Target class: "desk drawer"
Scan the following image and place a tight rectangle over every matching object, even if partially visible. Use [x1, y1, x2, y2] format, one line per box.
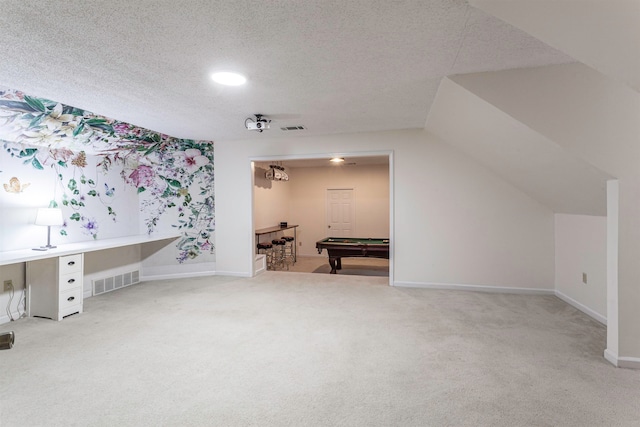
[59, 287, 83, 311]
[59, 271, 82, 292]
[59, 254, 82, 275]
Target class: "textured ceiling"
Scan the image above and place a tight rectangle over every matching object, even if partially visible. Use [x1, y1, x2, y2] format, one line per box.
[0, 0, 572, 142]
[470, 0, 640, 93]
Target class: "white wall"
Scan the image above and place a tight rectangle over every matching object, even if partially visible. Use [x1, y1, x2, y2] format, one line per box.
[215, 128, 555, 290]
[554, 214, 607, 323]
[393, 132, 554, 288]
[451, 63, 640, 362]
[427, 77, 610, 216]
[289, 164, 390, 256]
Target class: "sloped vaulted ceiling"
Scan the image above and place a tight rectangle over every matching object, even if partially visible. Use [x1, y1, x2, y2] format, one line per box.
[469, 0, 640, 93]
[450, 64, 640, 179]
[426, 0, 638, 216]
[426, 75, 612, 216]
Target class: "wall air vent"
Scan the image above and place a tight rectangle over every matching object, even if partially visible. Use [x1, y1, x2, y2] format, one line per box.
[93, 270, 140, 296]
[280, 126, 306, 131]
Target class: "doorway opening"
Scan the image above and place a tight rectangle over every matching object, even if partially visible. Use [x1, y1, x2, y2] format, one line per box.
[250, 151, 394, 284]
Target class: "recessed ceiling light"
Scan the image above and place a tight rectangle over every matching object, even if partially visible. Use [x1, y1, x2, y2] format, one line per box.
[330, 157, 345, 163]
[211, 72, 247, 86]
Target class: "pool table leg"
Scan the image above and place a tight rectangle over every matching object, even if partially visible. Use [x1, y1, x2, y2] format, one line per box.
[328, 256, 342, 274]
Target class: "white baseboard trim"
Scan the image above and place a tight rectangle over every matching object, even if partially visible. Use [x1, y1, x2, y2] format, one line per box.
[214, 271, 252, 277]
[141, 262, 216, 281]
[255, 254, 266, 275]
[554, 290, 606, 325]
[604, 349, 618, 366]
[616, 357, 640, 369]
[604, 349, 640, 369]
[141, 265, 251, 281]
[393, 280, 555, 295]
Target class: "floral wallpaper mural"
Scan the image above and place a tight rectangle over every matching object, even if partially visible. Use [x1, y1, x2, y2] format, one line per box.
[0, 87, 214, 262]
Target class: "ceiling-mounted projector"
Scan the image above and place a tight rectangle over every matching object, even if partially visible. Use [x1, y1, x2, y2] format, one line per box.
[265, 165, 288, 181]
[245, 114, 271, 132]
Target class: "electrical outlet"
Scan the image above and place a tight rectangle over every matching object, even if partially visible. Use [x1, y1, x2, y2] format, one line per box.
[582, 273, 588, 284]
[3, 280, 13, 292]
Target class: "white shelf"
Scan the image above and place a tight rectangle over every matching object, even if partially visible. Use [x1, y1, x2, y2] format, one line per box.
[0, 232, 181, 266]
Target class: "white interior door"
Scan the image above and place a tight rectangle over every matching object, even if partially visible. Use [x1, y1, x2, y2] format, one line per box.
[326, 189, 355, 237]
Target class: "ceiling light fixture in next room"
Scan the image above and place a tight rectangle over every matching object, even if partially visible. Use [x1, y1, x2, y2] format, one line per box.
[330, 157, 345, 163]
[211, 71, 247, 86]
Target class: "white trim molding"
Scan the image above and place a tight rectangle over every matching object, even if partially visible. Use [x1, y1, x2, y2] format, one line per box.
[393, 282, 608, 323]
[604, 349, 640, 369]
[554, 290, 606, 325]
[213, 271, 252, 278]
[141, 262, 217, 281]
[393, 280, 554, 295]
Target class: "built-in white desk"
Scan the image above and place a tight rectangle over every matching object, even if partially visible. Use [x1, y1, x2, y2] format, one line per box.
[0, 232, 181, 266]
[1, 232, 180, 321]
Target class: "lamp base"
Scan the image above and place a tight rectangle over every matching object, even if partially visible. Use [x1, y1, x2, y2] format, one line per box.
[32, 245, 56, 251]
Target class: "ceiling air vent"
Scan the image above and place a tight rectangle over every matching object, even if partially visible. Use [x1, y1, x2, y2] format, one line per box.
[280, 126, 306, 131]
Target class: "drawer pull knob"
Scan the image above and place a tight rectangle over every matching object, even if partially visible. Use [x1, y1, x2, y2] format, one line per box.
[67, 278, 75, 284]
[67, 296, 75, 302]
[67, 261, 75, 266]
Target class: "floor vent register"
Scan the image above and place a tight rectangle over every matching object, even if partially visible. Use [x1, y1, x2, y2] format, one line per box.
[92, 270, 140, 296]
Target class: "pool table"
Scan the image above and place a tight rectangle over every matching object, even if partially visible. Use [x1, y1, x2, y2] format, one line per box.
[316, 237, 390, 274]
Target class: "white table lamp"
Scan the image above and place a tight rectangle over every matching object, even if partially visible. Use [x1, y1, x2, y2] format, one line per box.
[33, 208, 64, 251]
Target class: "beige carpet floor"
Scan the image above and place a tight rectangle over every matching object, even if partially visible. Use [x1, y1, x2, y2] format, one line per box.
[1, 272, 639, 426]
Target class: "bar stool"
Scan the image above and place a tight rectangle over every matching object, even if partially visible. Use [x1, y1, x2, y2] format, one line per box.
[282, 236, 295, 266]
[271, 239, 287, 270]
[257, 242, 274, 270]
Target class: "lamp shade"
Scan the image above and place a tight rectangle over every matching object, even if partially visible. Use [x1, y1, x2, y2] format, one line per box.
[35, 208, 64, 226]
